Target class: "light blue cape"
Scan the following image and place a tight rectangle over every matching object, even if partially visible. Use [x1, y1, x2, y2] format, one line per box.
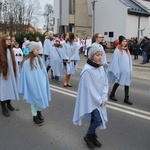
[62, 42, 80, 75]
[19, 57, 51, 109]
[73, 64, 108, 129]
[0, 49, 19, 101]
[107, 49, 132, 86]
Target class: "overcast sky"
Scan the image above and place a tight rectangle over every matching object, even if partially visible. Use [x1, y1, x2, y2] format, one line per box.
[37, 0, 53, 29]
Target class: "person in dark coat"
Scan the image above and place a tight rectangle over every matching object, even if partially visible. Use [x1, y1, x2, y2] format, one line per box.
[147, 40, 150, 63]
[132, 38, 139, 60]
[140, 37, 149, 64]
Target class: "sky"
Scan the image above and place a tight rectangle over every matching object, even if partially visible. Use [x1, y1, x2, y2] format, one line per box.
[37, 0, 53, 29]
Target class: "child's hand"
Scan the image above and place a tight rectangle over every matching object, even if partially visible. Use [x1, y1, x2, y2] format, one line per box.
[67, 60, 71, 63]
[47, 56, 50, 59]
[101, 101, 106, 107]
[101, 63, 106, 67]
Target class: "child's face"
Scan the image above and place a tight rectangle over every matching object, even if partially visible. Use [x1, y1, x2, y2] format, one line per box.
[56, 41, 60, 45]
[15, 44, 19, 48]
[5, 36, 11, 46]
[121, 39, 127, 47]
[33, 47, 39, 56]
[92, 52, 103, 64]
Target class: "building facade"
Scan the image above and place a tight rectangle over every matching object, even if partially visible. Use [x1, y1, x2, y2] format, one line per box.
[54, 0, 92, 38]
[94, 0, 150, 41]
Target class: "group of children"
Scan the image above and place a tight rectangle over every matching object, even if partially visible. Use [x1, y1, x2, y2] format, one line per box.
[0, 32, 134, 149]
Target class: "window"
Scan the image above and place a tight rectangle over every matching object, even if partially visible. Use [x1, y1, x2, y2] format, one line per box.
[69, 0, 75, 14]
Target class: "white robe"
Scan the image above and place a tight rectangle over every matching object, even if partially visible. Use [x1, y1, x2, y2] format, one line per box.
[13, 47, 23, 62]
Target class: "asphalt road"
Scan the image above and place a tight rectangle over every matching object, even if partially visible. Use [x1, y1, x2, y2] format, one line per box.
[0, 70, 150, 150]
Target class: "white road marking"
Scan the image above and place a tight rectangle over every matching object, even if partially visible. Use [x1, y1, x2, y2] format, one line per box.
[50, 85, 150, 121]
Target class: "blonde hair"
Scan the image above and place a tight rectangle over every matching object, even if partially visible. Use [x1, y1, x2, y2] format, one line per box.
[116, 41, 130, 56]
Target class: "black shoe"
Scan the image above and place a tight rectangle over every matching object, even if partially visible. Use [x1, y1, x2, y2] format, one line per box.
[33, 116, 43, 126]
[37, 111, 44, 121]
[1, 101, 10, 117]
[93, 134, 102, 148]
[124, 96, 132, 105]
[6, 100, 15, 111]
[67, 84, 72, 87]
[84, 134, 95, 149]
[109, 95, 118, 101]
[124, 100, 132, 105]
[7, 104, 15, 111]
[54, 79, 60, 84]
[2, 109, 10, 117]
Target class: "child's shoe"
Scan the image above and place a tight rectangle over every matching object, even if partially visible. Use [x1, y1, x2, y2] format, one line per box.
[33, 116, 43, 126]
[84, 134, 95, 149]
[37, 111, 44, 121]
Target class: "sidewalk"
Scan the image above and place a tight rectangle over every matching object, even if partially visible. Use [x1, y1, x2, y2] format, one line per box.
[78, 52, 150, 80]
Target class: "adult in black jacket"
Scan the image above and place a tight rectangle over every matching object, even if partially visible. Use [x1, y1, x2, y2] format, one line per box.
[140, 37, 149, 64]
[132, 38, 139, 60]
[147, 40, 150, 63]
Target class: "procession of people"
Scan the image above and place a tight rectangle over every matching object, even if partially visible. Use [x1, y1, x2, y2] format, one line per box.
[0, 30, 149, 149]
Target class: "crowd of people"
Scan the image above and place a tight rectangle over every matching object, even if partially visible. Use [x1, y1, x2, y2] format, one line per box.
[114, 36, 150, 64]
[0, 31, 148, 149]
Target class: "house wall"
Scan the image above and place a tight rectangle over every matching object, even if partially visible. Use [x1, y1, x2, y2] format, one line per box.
[95, 0, 127, 41]
[126, 14, 139, 38]
[126, 14, 150, 38]
[74, 0, 92, 37]
[95, 0, 150, 41]
[54, 0, 60, 33]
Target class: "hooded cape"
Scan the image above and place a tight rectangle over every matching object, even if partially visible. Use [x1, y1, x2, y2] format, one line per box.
[0, 49, 19, 101]
[62, 42, 80, 75]
[73, 64, 108, 129]
[19, 57, 51, 109]
[43, 38, 55, 66]
[50, 46, 64, 76]
[107, 49, 132, 86]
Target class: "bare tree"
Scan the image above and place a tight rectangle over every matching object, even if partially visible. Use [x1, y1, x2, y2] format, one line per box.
[44, 3, 54, 32]
[0, 0, 41, 34]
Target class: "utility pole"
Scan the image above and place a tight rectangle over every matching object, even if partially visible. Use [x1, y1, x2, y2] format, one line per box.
[91, 0, 97, 35]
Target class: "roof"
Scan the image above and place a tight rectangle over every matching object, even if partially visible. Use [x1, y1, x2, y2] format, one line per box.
[120, 0, 150, 17]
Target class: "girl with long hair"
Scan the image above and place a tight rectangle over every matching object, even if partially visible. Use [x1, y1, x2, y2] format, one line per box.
[0, 34, 19, 117]
[107, 36, 133, 105]
[19, 41, 51, 126]
[62, 32, 80, 87]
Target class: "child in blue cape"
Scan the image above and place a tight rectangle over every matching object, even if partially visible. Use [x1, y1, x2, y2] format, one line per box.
[73, 46, 108, 149]
[0, 34, 19, 117]
[108, 36, 133, 105]
[19, 41, 51, 126]
[50, 38, 64, 83]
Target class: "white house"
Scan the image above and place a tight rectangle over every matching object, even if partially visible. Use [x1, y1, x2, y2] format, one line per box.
[94, 0, 150, 41]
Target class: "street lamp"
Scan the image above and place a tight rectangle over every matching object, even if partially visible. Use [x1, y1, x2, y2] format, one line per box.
[91, 0, 97, 35]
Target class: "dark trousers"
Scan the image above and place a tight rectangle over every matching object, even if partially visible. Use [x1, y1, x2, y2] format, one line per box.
[111, 83, 129, 98]
[142, 51, 147, 64]
[87, 109, 102, 135]
[134, 54, 138, 60]
[147, 55, 150, 63]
